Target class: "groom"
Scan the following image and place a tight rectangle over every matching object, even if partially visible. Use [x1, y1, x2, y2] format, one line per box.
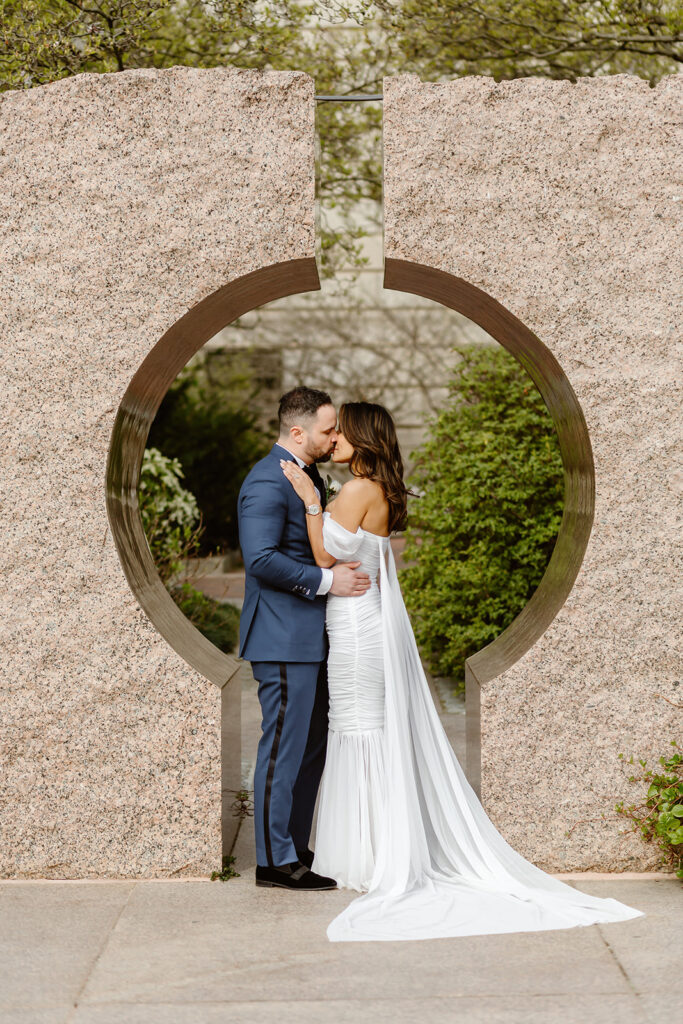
[237, 386, 371, 890]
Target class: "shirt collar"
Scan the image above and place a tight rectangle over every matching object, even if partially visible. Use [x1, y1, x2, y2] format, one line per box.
[275, 441, 307, 469]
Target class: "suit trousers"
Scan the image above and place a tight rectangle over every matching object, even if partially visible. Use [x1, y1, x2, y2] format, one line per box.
[250, 659, 329, 867]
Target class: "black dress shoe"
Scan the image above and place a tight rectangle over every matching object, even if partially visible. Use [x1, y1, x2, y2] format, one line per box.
[255, 860, 337, 890]
[296, 848, 314, 869]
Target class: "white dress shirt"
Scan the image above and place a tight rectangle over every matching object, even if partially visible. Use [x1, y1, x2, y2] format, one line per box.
[275, 442, 333, 596]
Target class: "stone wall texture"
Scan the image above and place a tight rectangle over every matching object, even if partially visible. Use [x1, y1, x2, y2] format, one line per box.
[0, 67, 316, 877]
[384, 73, 682, 870]
[1, 66, 680, 878]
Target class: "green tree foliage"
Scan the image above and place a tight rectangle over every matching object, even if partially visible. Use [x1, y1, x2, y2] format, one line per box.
[0, 1, 309, 82]
[139, 445, 240, 652]
[400, 344, 564, 685]
[374, 0, 683, 81]
[147, 349, 271, 553]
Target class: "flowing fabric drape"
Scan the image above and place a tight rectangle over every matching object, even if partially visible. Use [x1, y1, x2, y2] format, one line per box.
[324, 525, 644, 942]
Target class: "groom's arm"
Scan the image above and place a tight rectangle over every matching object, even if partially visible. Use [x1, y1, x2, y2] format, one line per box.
[238, 476, 324, 601]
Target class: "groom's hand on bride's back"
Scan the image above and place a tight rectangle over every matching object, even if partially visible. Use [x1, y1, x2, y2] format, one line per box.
[330, 562, 371, 597]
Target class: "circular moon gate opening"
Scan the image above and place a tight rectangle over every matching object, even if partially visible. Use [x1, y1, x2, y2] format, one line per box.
[105, 255, 594, 853]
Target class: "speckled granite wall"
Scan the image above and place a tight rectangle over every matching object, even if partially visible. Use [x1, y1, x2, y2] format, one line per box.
[2, 66, 678, 878]
[0, 67, 316, 877]
[384, 74, 682, 870]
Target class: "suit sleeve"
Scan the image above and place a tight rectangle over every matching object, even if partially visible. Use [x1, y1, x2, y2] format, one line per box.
[238, 475, 324, 601]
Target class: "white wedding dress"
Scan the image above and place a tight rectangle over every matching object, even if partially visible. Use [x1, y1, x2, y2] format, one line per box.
[311, 512, 645, 942]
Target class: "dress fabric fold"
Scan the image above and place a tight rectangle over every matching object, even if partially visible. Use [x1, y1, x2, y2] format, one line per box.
[313, 513, 645, 943]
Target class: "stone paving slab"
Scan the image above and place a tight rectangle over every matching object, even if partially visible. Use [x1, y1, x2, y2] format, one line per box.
[1, 876, 679, 1023]
[78, 881, 634, 1004]
[564, 879, 682, 994]
[1, 1012, 73, 1024]
[0, 882, 134, 1015]
[66, 993, 648, 1024]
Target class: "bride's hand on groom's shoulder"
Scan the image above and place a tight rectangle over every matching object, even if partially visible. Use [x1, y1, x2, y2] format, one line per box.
[280, 459, 316, 503]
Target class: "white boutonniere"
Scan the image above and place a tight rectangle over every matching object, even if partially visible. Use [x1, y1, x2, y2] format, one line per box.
[324, 474, 342, 504]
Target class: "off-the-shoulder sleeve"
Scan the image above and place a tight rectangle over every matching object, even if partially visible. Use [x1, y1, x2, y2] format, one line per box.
[322, 512, 364, 560]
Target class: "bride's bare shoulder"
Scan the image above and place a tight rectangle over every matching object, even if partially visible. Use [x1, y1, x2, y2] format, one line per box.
[336, 478, 380, 506]
[332, 479, 387, 534]
[329, 479, 376, 524]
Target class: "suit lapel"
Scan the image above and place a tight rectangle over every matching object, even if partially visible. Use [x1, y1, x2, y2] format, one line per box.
[271, 444, 327, 510]
[313, 465, 327, 510]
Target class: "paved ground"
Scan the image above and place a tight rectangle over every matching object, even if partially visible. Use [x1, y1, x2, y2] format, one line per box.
[1, 873, 678, 1023]
[2, 668, 679, 1024]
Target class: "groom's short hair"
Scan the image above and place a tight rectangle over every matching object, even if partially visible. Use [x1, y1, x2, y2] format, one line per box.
[278, 386, 333, 432]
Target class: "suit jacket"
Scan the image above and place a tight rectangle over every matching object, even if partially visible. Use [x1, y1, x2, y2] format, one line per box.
[237, 444, 329, 662]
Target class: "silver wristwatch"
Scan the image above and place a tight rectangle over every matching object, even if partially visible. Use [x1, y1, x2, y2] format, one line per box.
[305, 503, 322, 516]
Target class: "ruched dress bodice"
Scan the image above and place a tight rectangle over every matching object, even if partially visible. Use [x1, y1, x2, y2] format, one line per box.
[325, 522, 385, 586]
[311, 513, 390, 890]
[323, 514, 389, 733]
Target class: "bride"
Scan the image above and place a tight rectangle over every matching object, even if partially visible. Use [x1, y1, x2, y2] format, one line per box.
[280, 400, 644, 943]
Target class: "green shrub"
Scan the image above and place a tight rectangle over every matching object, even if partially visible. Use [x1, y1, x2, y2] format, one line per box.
[616, 743, 683, 879]
[400, 343, 564, 686]
[171, 582, 241, 656]
[139, 447, 240, 654]
[139, 446, 201, 583]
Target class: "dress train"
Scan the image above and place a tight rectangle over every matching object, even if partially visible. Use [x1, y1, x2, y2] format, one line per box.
[312, 514, 644, 942]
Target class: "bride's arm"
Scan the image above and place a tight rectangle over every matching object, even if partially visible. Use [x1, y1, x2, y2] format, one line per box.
[279, 460, 336, 568]
[280, 464, 372, 568]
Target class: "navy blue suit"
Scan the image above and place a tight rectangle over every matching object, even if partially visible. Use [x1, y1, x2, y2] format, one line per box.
[237, 444, 330, 867]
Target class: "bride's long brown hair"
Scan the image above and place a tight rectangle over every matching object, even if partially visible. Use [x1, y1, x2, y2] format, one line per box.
[338, 401, 408, 533]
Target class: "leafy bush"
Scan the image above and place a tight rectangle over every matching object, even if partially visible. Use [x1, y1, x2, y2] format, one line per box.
[400, 343, 564, 686]
[139, 446, 240, 654]
[171, 582, 241, 656]
[139, 446, 202, 582]
[616, 742, 683, 879]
